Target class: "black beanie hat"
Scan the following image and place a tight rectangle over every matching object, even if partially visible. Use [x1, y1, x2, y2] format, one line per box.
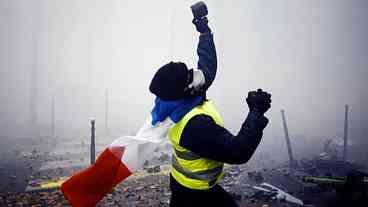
[149, 62, 192, 101]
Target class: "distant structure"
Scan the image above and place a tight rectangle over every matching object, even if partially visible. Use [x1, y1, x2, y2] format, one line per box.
[90, 119, 96, 165]
[343, 104, 349, 161]
[281, 110, 295, 168]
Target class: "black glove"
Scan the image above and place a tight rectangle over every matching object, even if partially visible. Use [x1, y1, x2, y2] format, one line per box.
[192, 17, 211, 34]
[246, 89, 271, 114]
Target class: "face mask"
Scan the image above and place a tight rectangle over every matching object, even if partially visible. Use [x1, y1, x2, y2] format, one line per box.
[184, 69, 206, 95]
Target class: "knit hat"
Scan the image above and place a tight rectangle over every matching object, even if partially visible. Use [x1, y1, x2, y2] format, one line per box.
[149, 62, 193, 101]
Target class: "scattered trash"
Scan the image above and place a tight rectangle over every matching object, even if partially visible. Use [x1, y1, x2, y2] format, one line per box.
[253, 183, 304, 206]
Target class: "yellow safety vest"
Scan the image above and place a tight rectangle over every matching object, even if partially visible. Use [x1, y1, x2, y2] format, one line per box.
[168, 100, 225, 190]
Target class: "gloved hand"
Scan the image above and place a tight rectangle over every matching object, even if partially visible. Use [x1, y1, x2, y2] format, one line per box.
[246, 89, 272, 114]
[192, 17, 211, 34]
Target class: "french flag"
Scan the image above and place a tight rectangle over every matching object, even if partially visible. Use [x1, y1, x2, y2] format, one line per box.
[61, 97, 202, 207]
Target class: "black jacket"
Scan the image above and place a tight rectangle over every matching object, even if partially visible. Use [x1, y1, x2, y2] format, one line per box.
[169, 30, 268, 207]
[185, 33, 268, 164]
[170, 109, 268, 207]
[179, 110, 268, 164]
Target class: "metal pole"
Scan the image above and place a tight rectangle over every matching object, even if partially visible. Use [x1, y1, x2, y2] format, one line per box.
[343, 105, 349, 161]
[90, 119, 96, 164]
[281, 110, 295, 167]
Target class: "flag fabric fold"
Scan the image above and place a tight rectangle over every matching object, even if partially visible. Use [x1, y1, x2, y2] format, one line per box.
[61, 97, 202, 207]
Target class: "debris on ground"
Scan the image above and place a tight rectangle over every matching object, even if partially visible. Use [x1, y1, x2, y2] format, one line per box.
[1, 135, 367, 206]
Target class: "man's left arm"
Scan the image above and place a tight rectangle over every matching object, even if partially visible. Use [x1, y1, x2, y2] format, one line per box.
[196, 32, 217, 91]
[190, 3, 217, 92]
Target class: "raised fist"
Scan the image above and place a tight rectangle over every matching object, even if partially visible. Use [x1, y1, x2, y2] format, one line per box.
[246, 89, 272, 114]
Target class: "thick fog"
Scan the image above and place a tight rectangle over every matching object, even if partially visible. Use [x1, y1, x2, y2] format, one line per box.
[1, 0, 367, 162]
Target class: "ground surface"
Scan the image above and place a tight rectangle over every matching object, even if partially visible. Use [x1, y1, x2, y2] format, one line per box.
[0, 174, 299, 207]
[0, 135, 366, 206]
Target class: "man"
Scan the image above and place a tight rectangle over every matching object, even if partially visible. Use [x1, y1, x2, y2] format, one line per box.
[149, 3, 271, 206]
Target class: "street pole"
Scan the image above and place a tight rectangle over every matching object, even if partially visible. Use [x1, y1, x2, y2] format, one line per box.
[90, 119, 96, 165]
[281, 110, 295, 168]
[343, 105, 349, 161]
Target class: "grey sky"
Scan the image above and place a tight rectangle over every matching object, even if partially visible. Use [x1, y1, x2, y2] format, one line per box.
[0, 0, 367, 155]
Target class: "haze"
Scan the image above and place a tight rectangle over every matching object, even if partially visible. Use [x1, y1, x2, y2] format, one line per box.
[0, 0, 367, 164]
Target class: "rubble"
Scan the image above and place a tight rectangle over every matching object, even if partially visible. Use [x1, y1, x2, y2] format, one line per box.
[1, 133, 367, 207]
[253, 183, 303, 206]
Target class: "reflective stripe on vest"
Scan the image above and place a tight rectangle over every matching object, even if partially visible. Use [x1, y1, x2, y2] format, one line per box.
[174, 148, 201, 161]
[171, 156, 223, 181]
[169, 100, 225, 190]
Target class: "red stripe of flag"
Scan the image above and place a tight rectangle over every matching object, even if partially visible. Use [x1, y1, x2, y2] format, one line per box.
[61, 146, 132, 207]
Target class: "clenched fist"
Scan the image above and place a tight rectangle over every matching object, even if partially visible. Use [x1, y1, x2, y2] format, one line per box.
[246, 89, 271, 114]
